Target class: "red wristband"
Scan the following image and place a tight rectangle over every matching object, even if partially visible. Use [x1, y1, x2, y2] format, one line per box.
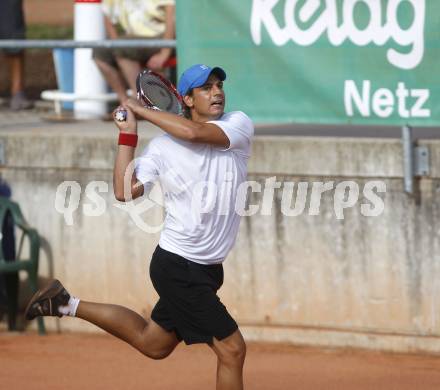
[118, 132, 138, 147]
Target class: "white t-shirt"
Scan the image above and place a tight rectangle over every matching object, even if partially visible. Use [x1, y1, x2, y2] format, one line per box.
[135, 111, 254, 264]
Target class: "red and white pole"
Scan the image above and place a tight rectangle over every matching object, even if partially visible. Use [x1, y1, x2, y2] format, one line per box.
[74, 0, 107, 118]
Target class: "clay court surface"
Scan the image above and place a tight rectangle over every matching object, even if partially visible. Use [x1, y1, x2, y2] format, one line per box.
[1, 333, 440, 389]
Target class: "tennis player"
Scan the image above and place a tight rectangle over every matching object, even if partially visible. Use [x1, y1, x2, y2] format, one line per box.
[26, 64, 254, 390]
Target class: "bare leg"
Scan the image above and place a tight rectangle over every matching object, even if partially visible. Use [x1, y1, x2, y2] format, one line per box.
[7, 52, 24, 95]
[94, 58, 129, 103]
[210, 329, 246, 390]
[77, 301, 180, 359]
[7, 52, 33, 110]
[115, 56, 142, 95]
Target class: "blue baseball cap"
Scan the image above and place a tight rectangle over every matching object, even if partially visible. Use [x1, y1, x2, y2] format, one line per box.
[177, 64, 226, 96]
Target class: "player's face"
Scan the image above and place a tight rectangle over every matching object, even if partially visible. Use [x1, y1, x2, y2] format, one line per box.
[185, 74, 225, 121]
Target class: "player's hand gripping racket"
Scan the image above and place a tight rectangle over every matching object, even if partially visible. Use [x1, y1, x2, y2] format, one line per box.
[114, 70, 183, 122]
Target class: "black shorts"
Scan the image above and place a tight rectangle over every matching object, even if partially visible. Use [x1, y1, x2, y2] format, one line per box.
[0, 0, 25, 55]
[149, 245, 238, 345]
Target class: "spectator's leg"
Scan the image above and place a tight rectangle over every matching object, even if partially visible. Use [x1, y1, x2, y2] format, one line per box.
[115, 56, 142, 97]
[95, 58, 129, 104]
[7, 52, 33, 110]
[93, 48, 129, 105]
[114, 45, 160, 95]
[8, 52, 24, 95]
[1, 0, 32, 111]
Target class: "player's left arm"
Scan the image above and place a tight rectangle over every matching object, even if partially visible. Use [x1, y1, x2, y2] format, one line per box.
[124, 99, 230, 147]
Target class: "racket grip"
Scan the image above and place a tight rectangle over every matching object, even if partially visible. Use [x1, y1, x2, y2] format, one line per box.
[114, 109, 128, 122]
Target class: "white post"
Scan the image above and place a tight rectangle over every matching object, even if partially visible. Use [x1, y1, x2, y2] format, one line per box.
[74, 0, 107, 119]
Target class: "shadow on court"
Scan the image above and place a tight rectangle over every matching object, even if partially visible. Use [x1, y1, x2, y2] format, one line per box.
[1, 333, 440, 389]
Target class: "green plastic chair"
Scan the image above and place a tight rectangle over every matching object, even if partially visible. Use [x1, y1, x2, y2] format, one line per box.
[0, 196, 45, 334]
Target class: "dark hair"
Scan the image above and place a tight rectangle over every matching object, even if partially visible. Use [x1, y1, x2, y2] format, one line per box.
[182, 88, 193, 119]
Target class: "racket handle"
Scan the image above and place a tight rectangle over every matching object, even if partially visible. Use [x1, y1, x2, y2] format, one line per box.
[114, 109, 128, 122]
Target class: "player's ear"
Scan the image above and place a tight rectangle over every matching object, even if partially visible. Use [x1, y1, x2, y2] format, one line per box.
[183, 94, 194, 108]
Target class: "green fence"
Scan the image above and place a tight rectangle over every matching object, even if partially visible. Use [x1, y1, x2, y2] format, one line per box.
[176, 0, 439, 126]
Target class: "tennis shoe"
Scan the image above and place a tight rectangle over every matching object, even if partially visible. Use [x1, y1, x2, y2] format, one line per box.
[25, 279, 70, 320]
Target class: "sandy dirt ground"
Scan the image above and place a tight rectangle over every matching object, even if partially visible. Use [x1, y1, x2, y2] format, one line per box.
[2, 332, 440, 390]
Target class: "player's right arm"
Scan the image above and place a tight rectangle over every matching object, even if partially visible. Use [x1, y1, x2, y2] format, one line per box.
[125, 98, 230, 147]
[113, 107, 144, 202]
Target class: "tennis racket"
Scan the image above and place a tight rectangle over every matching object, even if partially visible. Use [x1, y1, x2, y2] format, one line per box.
[114, 70, 183, 122]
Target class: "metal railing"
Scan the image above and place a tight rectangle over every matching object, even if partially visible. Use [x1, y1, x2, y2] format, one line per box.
[0, 39, 177, 116]
[0, 39, 176, 49]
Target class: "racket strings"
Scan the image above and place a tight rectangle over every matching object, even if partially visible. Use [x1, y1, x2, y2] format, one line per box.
[140, 75, 181, 115]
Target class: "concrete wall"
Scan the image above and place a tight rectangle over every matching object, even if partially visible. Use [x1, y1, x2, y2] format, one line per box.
[1, 123, 440, 354]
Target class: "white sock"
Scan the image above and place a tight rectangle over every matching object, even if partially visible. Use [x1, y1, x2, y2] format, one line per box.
[59, 296, 80, 317]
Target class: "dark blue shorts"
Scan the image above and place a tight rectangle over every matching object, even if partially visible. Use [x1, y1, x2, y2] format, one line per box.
[149, 245, 238, 345]
[0, 0, 25, 55]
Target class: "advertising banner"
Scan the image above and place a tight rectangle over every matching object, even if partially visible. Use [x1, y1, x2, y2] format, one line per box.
[176, 0, 439, 126]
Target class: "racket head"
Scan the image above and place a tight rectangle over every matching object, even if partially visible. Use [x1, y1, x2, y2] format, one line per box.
[136, 70, 183, 115]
